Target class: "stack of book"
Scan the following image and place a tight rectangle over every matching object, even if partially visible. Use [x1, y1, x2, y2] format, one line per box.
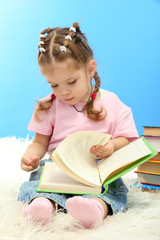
[135, 126, 160, 191]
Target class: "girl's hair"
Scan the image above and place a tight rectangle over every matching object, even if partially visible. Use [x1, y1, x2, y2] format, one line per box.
[37, 22, 106, 121]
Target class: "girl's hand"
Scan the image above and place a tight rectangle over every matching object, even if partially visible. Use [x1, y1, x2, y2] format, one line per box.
[21, 152, 40, 172]
[90, 140, 114, 159]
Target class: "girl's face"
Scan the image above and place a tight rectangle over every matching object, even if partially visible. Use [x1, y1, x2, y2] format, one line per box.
[43, 59, 96, 105]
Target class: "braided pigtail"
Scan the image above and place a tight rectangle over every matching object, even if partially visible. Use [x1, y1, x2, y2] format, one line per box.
[85, 71, 106, 121]
[58, 22, 92, 64]
[36, 28, 57, 119]
[38, 28, 52, 55]
[38, 27, 59, 64]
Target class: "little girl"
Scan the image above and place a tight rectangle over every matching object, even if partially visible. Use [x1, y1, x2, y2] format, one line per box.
[18, 22, 138, 228]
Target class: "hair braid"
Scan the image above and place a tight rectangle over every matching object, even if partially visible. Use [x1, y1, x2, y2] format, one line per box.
[93, 71, 101, 93]
[62, 22, 85, 49]
[85, 71, 106, 121]
[36, 28, 57, 119]
[38, 28, 53, 55]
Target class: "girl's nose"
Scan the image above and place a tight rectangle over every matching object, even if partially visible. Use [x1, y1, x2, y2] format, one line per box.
[61, 88, 71, 96]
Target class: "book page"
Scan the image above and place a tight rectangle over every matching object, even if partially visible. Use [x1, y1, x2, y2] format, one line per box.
[38, 162, 102, 194]
[53, 151, 97, 187]
[52, 131, 111, 187]
[98, 138, 151, 183]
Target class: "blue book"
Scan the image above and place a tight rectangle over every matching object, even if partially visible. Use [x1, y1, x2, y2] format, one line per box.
[133, 181, 160, 191]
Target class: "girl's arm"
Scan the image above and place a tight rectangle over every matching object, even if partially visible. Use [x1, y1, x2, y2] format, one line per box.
[21, 133, 51, 172]
[90, 137, 129, 158]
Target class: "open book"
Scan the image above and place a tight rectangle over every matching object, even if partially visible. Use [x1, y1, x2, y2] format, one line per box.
[37, 131, 158, 195]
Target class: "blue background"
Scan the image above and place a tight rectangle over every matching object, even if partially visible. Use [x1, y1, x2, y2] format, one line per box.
[0, 0, 160, 138]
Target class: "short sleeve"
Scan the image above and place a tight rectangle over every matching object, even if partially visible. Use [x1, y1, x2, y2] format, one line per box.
[28, 110, 53, 135]
[28, 95, 55, 136]
[111, 94, 138, 140]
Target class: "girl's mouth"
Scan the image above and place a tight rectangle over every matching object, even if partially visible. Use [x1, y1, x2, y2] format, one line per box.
[64, 97, 75, 101]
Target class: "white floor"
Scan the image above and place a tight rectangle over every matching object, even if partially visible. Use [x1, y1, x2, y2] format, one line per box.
[0, 137, 159, 240]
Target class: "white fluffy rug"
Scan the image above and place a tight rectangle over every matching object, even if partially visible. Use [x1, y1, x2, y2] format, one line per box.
[0, 137, 160, 240]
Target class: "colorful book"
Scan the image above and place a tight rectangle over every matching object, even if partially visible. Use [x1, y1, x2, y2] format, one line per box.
[137, 160, 160, 174]
[135, 171, 160, 186]
[37, 131, 158, 195]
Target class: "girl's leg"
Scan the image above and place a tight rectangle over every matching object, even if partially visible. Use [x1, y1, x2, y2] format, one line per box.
[23, 197, 55, 225]
[65, 196, 109, 229]
[92, 197, 109, 218]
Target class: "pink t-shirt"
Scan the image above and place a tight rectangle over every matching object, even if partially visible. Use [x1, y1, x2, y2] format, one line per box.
[28, 89, 138, 153]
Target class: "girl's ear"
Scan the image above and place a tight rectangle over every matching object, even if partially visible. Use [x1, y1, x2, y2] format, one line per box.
[88, 59, 97, 78]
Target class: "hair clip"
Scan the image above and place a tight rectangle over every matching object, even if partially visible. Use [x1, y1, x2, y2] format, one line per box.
[39, 47, 46, 53]
[60, 46, 67, 52]
[69, 26, 76, 32]
[51, 93, 56, 99]
[38, 41, 45, 46]
[65, 35, 72, 41]
[39, 34, 46, 38]
[91, 92, 97, 100]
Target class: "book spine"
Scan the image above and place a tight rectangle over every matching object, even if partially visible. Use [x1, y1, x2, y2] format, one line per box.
[139, 181, 160, 187]
[148, 159, 160, 163]
[135, 170, 160, 176]
[143, 136, 160, 139]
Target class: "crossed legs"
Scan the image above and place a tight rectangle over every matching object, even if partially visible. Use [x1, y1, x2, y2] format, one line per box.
[23, 196, 109, 228]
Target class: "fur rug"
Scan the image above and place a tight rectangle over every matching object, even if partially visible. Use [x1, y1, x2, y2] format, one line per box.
[0, 137, 160, 240]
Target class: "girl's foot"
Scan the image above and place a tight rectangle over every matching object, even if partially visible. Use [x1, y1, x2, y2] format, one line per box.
[23, 197, 54, 224]
[65, 196, 104, 228]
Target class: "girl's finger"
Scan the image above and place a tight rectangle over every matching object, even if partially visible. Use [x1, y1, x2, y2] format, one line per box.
[21, 162, 33, 172]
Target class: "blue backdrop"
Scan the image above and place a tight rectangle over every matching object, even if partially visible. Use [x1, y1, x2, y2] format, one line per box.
[0, 0, 160, 138]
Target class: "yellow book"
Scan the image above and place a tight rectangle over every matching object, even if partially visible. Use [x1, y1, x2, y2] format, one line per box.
[137, 161, 160, 175]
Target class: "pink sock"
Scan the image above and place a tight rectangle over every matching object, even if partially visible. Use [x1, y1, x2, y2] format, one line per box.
[65, 196, 104, 228]
[23, 197, 53, 225]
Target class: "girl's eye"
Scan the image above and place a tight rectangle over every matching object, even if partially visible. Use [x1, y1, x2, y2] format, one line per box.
[51, 84, 58, 88]
[68, 79, 77, 85]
